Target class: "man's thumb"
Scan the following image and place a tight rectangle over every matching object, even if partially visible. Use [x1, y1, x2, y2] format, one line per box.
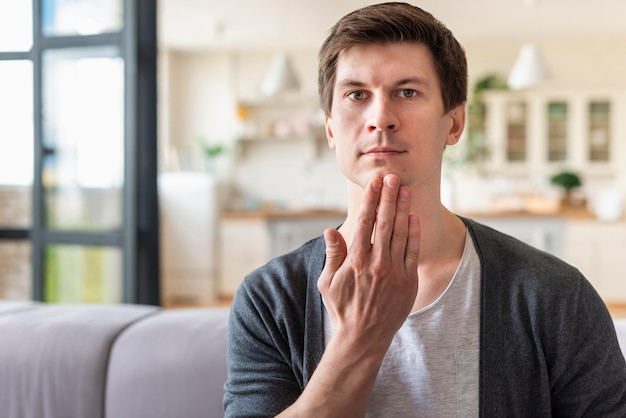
[323, 228, 347, 273]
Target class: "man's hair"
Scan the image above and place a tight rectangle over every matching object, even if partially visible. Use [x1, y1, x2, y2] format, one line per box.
[318, 2, 467, 116]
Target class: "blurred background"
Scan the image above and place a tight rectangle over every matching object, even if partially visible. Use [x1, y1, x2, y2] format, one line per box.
[1, 0, 626, 313]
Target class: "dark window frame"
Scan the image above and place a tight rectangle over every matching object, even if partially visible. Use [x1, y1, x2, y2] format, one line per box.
[0, 0, 159, 305]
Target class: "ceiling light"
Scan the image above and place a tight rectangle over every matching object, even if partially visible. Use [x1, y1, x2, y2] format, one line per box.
[507, 43, 551, 90]
[260, 53, 300, 97]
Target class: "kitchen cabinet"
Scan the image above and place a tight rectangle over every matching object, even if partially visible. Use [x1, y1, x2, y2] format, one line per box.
[480, 89, 626, 178]
[218, 217, 269, 297]
[267, 216, 344, 257]
[470, 211, 626, 303]
[563, 220, 626, 303]
[477, 216, 566, 257]
[220, 209, 626, 303]
[218, 210, 345, 298]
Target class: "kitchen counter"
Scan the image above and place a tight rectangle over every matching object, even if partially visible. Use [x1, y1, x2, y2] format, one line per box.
[221, 205, 612, 221]
[459, 205, 601, 220]
[218, 205, 626, 303]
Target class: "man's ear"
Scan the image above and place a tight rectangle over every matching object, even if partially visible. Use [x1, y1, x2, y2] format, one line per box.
[325, 115, 336, 149]
[446, 103, 466, 146]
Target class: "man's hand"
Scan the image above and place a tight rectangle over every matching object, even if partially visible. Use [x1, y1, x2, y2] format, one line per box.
[278, 174, 420, 417]
[318, 173, 420, 350]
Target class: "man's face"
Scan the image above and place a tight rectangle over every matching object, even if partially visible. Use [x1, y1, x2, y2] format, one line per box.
[325, 42, 465, 190]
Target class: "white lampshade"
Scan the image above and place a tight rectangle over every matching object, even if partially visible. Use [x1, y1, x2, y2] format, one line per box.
[507, 43, 550, 90]
[260, 53, 301, 96]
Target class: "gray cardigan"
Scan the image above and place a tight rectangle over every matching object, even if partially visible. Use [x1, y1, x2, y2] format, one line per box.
[224, 218, 626, 417]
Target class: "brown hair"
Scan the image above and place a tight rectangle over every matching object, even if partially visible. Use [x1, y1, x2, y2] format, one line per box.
[318, 2, 467, 115]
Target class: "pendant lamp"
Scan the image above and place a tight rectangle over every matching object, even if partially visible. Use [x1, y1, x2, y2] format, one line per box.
[260, 53, 301, 96]
[507, 43, 550, 90]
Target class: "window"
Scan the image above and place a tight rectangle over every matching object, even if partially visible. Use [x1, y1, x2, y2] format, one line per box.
[0, 0, 159, 304]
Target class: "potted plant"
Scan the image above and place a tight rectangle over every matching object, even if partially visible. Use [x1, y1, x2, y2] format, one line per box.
[199, 138, 225, 174]
[444, 73, 507, 173]
[550, 170, 582, 205]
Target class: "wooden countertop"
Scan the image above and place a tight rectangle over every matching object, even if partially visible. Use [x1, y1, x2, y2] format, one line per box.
[460, 205, 597, 220]
[221, 204, 624, 222]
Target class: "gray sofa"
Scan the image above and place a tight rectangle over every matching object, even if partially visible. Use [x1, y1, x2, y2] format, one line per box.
[0, 301, 229, 418]
[1, 300, 625, 418]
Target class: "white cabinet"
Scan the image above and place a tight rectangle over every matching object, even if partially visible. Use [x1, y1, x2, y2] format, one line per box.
[478, 216, 566, 257]
[218, 211, 345, 298]
[474, 214, 626, 303]
[159, 173, 218, 307]
[480, 89, 626, 179]
[267, 217, 344, 257]
[563, 220, 626, 303]
[218, 217, 269, 298]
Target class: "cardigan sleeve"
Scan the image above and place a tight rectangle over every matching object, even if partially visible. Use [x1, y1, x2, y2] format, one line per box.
[548, 276, 626, 415]
[223, 237, 326, 418]
[223, 277, 303, 418]
[465, 217, 626, 415]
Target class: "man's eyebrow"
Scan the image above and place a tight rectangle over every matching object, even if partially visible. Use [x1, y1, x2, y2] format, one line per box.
[396, 77, 431, 88]
[335, 77, 431, 89]
[335, 79, 366, 89]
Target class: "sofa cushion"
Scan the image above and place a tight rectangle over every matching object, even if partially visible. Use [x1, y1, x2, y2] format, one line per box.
[105, 307, 230, 418]
[0, 300, 37, 315]
[0, 303, 159, 418]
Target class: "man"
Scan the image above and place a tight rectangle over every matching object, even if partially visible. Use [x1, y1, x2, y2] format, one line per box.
[224, 3, 626, 416]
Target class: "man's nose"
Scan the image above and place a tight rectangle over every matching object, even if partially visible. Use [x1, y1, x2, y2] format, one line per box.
[366, 97, 399, 132]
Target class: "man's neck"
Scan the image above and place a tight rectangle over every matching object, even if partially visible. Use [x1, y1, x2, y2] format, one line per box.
[337, 179, 467, 312]
[339, 202, 465, 260]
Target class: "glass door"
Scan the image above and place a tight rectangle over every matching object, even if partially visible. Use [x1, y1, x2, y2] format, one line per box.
[0, 0, 159, 304]
[0, 2, 34, 300]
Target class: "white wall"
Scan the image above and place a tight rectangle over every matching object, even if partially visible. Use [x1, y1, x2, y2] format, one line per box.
[161, 36, 626, 211]
[465, 38, 626, 90]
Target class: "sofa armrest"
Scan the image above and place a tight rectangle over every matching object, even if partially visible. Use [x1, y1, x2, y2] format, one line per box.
[0, 303, 158, 418]
[105, 308, 230, 418]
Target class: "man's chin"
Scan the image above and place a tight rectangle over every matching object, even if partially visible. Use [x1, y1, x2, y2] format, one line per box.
[355, 170, 403, 187]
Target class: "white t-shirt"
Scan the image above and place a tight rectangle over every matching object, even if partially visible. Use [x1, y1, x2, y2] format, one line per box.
[323, 229, 481, 417]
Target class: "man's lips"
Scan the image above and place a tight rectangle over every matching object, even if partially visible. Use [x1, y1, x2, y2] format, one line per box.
[361, 147, 406, 157]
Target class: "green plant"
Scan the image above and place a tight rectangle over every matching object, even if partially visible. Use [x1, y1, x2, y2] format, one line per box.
[200, 143, 225, 159]
[466, 74, 507, 163]
[550, 171, 582, 191]
[197, 136, 226, 174]
[445, 73, 507, 172]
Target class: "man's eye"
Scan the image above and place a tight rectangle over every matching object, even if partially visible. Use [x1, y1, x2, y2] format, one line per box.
[348, 91, 366, 101]
[400, 89, 418, 98]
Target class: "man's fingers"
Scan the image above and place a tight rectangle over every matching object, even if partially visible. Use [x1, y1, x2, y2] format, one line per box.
[353, 177, 383, 250]
[404, 213, 420, 278]
[389, 185, 411, 257]
[318, 228, 348, 292]
[374, 175, 400, 247]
